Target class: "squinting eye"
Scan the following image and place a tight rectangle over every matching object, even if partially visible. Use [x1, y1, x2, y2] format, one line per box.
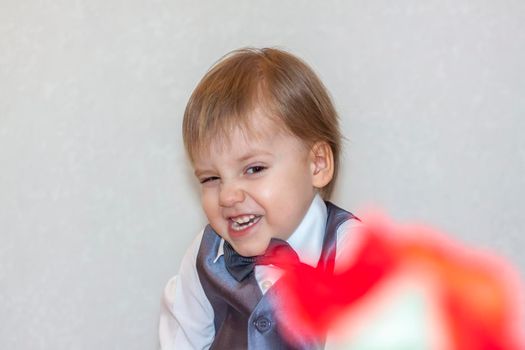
[246, 166, 266, 175]
[200, 176, 220, 184]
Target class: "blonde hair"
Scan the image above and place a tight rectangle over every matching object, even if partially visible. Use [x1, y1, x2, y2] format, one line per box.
[183, 47, 342, 198]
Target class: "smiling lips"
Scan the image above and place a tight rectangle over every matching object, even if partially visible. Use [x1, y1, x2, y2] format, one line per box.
[229, 214, 262, 232]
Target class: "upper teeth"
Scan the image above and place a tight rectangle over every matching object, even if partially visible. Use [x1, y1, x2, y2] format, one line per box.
[232, 215, 256, 224]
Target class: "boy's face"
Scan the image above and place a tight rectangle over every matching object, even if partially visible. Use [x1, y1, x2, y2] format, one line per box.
[193, 113, 318, 257]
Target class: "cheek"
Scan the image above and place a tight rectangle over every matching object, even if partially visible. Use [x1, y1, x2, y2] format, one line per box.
[256, 167, 313, 207]
[272, 164, 313, 194]
[201, 188, 219, 219]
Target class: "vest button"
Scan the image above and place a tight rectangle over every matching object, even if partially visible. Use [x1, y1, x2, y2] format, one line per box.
[254, 317, 271, 333]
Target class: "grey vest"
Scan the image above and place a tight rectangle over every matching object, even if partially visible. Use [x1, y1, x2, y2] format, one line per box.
[196, 202, 354, 350]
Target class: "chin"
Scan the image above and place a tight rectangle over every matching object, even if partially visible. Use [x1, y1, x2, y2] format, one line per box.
[233, 243, 267, 257]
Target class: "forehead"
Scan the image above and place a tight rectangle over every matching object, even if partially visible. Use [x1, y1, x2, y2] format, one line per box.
[192, 113, 305, 164]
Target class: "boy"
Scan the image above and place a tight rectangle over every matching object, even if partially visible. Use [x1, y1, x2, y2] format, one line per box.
[159, 47, 359, 349]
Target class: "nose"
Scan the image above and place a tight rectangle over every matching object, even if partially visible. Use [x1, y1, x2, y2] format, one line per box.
[219, 181, 245, 207]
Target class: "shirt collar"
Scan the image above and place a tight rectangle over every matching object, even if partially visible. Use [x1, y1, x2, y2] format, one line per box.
[214, 194, 327, 267]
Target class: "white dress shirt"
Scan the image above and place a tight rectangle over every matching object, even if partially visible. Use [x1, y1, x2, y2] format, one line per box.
[159, 195, 360, 350]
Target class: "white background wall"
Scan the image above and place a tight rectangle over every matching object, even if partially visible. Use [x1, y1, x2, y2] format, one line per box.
[1, 1, 524, 349]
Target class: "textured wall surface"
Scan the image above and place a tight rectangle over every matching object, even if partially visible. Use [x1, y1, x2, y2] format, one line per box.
[1, 0, 524, 349]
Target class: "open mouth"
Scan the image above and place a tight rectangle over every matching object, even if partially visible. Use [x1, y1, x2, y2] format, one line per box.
[229, 214, 262, 232]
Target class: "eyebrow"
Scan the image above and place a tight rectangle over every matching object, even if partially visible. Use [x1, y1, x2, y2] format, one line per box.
[193, 170, 204, 178]
[236, 149, 272, 163]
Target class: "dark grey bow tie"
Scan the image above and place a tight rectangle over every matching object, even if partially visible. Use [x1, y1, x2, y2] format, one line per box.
[223, 238, 301, 282]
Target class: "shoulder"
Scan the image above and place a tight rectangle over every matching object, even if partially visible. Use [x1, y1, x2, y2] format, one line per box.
[334, 210, 364, 269]
[180, 229, 206, 270]
[325, 201, 358, 221]
[323, 201, 363, 263]
[160, 228, 216, 349]
[324, 201, 360, 234]
[164, 228, 206, 301]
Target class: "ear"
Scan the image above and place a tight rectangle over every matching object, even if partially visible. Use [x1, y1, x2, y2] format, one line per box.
[310, 141, 334, 189]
